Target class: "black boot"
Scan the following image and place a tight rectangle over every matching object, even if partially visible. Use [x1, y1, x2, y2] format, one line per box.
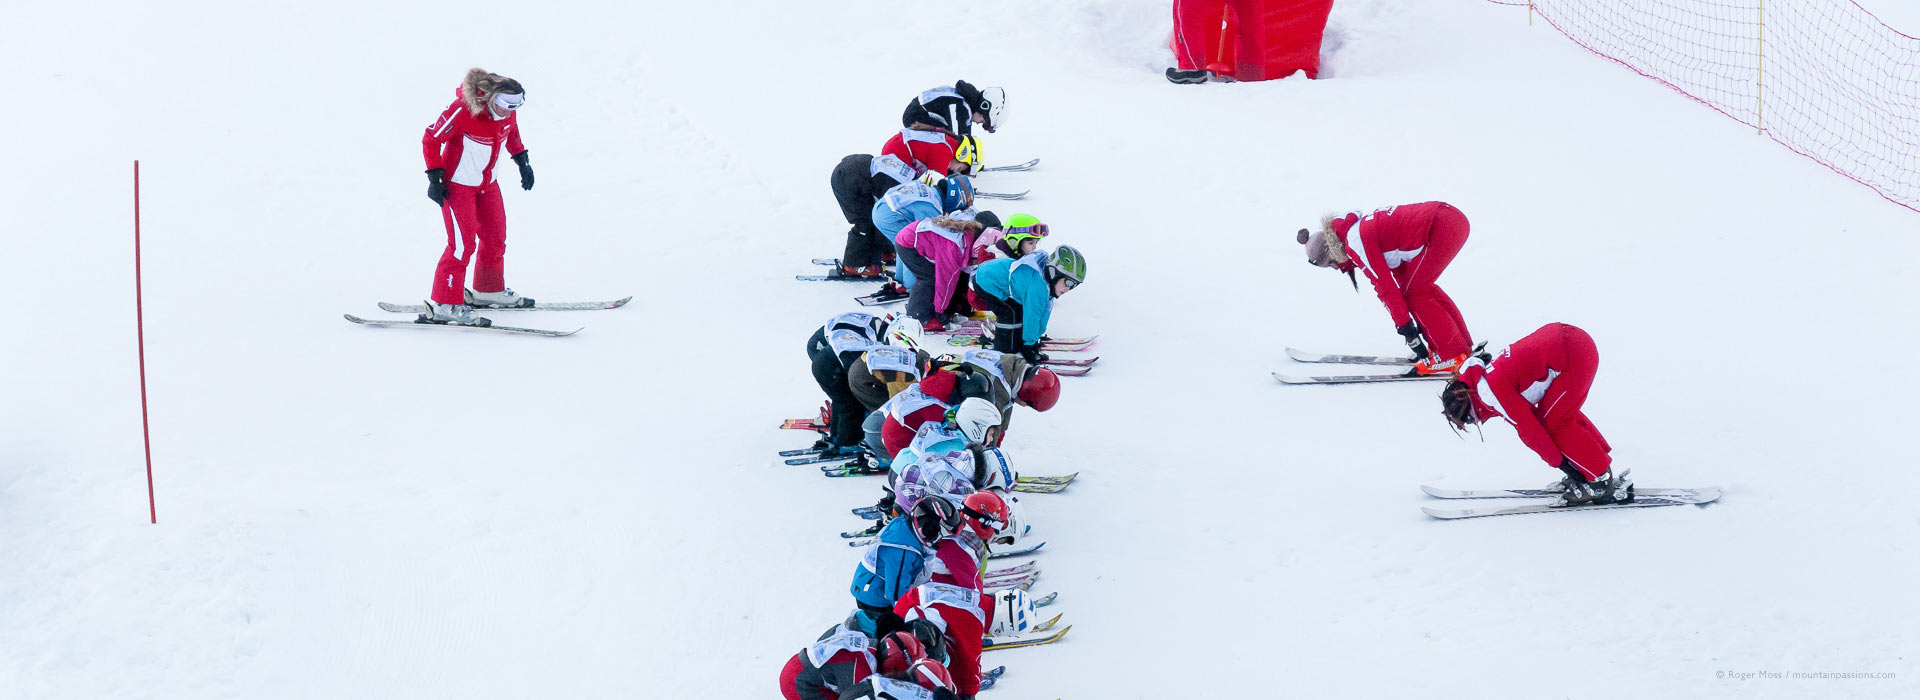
[992, 326, 1020, 353]
[1555, 468, 1634, 507]
[1165, 67, 1210, 84]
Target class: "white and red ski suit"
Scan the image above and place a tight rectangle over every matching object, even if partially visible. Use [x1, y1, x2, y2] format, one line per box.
[1327, 201, 1474, 360]
[1456, 322, 1613, 478]
[422, 89, 526, 305]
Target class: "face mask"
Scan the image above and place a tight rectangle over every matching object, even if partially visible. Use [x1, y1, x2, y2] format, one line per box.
[490, 92, 525, 117]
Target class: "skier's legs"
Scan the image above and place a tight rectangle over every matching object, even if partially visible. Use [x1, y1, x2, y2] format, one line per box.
[429, 186, 482, 305]
[1392, 204, 1470, 358]
[970, 283, 1024, 353]
[1432, 287, 1473, 350]
[1398, 202, 1469, 292]
[471, 184, 508, 293]
[862, 409, 890, 465]
[1171, 0, 1229, 72]
[1549, 411, 1613, 479]
[1407, 286, 1472, 359]
[1536, 323, 1599, 426]
[831, 156, 879, 267]
[808, 337, 863, 447]
[891, 234, 918, 288]
[899, 247, 939, 321]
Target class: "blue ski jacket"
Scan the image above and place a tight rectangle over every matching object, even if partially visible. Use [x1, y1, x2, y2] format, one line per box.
[971, 253, 1053, 345]
[849, 517, 927, 610]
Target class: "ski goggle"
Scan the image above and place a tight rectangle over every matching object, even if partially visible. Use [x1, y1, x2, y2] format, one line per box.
[492, 92, 525, 112]
[1004, 223, 1049, 240]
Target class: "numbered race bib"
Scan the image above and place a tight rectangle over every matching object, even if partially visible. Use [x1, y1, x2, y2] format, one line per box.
[806, 631, 872, 667]
[870, 154, 915, 185]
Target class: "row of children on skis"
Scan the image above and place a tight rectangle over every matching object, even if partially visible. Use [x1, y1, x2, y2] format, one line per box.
[780, 82, 1083, 700]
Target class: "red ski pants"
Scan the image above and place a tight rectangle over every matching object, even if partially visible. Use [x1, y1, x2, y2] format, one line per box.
[430, 182, 509, 305]
[1391, 203, 1473, 360]
[1535, 323, 1612, 478]
[1172, 0, 1235, 74]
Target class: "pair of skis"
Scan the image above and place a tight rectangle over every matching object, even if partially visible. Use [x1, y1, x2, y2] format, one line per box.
[1273, 347, 1444, 385]
[974, 158, 1039, 201]
[1420, 481, 1722, 519]
[344, 296, 632, 337]
[948, 335, 1096, 351]
[796, 259, 893, 283]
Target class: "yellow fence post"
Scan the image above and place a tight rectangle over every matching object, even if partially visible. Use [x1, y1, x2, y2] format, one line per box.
[1757, 0, 1765, 134]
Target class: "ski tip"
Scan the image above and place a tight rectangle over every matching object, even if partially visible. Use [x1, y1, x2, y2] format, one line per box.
[1419, 484, 1448, 498]
[375, 302, 408, 312]
[1421, 505, 1477, 519]
[604, 296, 634, 309]
[344, 314, 373, 324]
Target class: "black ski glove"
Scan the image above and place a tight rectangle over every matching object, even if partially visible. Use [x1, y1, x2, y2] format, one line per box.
[512, 150, 534, 191]
[1396, 321, 1428, 359]
[425, 168, 447, 206]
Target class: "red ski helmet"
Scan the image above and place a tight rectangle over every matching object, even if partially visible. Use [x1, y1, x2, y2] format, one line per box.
[1017, 367, 1061, 412]
[878, 630, 928, 675]
[960, 491, 1011, 540]
[907, 658, 956, 693]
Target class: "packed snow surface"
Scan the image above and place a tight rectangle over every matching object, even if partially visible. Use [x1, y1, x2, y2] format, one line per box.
[3, 1, 1916, 698]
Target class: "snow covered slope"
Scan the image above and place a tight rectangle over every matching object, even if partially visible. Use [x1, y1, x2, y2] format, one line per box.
[3, 1, 1915, 698]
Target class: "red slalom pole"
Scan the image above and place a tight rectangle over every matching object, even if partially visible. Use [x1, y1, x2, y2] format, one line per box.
[135, 160, 156, 524]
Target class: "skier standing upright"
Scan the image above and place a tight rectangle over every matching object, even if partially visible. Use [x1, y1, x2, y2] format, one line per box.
[419, 68, 537, 325]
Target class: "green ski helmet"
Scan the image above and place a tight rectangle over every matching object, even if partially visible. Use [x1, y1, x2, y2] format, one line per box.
[1001, 213, 1049, 248]
[1048, 245, 1087, 287]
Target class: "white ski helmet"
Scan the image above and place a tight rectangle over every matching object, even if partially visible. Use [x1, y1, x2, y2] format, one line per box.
[978, 447, 1016, 492]
[887, 316, 925, 350]
[989, 588, 1034, 637]
[992, 494, 1026, 547]
[949, 397, 1003, 445]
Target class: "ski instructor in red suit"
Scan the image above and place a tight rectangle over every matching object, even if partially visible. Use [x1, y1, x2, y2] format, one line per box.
[1439, 322, 1631, 507]
[419, 68, 536, 326]
[1298, 201, 1476, 375]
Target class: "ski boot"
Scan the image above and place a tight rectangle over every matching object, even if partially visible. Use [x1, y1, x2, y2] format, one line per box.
[465, 288, 535, 309]
[1411, 353, 1468, 376]
[1165, 67, 1210, 84]
[819, 443, 867, 460]
[841, 454, 891, 476]
[923, 316, 947, 332]
[1554, 467, 1634, 507]
[416, 301, 491, 327]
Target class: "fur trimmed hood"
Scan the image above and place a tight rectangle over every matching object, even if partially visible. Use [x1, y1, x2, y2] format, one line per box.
[459, 68, 523, 117]
[1297, 212, 1352, 268]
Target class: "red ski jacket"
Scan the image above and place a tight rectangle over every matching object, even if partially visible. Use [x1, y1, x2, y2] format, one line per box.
[881, 129, 958, 177]
[423, 89, 526, 188]
[1457, 323, 1600, 466]
[1328, 201, 1450, 328]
